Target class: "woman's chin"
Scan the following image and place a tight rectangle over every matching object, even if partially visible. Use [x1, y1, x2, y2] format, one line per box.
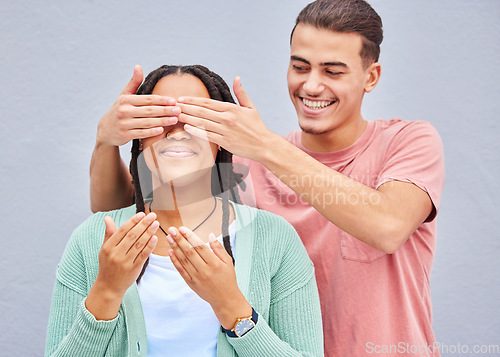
[155, 169, 213, 189]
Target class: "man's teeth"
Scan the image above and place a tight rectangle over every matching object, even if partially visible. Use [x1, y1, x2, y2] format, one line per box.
[302, 98, 333, 109]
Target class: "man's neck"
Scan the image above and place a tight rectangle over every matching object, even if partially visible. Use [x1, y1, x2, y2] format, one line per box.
[301, 118, 368, 153]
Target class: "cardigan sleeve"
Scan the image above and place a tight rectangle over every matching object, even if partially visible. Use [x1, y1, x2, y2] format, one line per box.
[45, 216, 123, 357]
[45, 282, 120, 357]
[226, 212, 324, 356]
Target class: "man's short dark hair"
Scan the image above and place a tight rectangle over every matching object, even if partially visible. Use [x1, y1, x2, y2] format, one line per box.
[291, 0, 383, 68]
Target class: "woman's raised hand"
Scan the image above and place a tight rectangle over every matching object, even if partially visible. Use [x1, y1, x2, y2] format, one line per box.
[166, 227, 252, 330]
[85, 212, 159, 320]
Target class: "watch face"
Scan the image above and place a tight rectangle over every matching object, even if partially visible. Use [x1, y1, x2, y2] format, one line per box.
[235, 319, 255, 337]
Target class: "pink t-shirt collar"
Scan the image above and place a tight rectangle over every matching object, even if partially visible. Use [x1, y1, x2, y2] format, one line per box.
[290, 121, 376, 164]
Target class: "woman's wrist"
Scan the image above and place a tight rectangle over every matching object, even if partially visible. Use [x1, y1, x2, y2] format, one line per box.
[85, 279, 125, 321]
[212, 293, 253, 330]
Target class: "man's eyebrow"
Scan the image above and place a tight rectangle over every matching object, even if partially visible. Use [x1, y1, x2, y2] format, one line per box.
[321, 61, 348, 68]
[290, 55, 310, 64]
[290, 56, 348, 68]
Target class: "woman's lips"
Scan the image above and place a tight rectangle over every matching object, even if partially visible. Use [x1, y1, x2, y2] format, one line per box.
[160, 146, 197, 158]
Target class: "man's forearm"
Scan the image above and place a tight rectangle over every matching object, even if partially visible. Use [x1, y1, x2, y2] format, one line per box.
[89, 143, 134, 213]
[256, 134, 432, 253]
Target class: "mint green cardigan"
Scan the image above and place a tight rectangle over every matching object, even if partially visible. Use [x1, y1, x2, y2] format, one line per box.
[45, 203, 324, 356]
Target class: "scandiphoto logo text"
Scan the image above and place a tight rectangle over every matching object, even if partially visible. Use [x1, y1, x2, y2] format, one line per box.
[365, 341, 500, 355]
[262, 169, 383, 209]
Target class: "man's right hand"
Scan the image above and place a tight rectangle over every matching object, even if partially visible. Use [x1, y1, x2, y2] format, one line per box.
[96, 64, 181, 147]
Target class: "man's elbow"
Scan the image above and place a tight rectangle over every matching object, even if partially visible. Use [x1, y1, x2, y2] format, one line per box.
[375, 220, 413, 254]
[90, 187, 134, 213]
[90, 199, 103, 213]
[90, 191, 113, 213]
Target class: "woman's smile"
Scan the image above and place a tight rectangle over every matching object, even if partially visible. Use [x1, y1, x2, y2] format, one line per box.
[159, 145, 197, 159]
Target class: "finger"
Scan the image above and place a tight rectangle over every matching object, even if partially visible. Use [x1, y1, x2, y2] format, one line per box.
[118, 212, 158, 253]
[233, 77, 255, 109]
[183, 123, 223, 145]
[209, 238, 234, 266]
[167, 227, 203, 271]
[169, 248, 193, 283]
[124, 94, 177, 107]
[108, 212, 146, 246]
[128, 105, 181, 119]
[120, 65, 143, 95]
[177, 96, 235, 112]
[127, 220, 159, 255]
[178, 112, 222, 133]
[177, 103, 225, 123]
[116, 117, 177, 142]
[179, 227, 218, 265]
[121, 117, 178, 130]
[180, 227, 205, 247]
[128, 127, 164, 141]
[103, 216, 117, 244]
[133, 235, 158, 265]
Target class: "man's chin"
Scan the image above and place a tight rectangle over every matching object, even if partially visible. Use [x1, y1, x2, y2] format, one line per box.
[299, 124, 330, 136]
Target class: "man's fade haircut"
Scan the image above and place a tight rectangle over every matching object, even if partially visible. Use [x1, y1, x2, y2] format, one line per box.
[291, 0, 383, 68]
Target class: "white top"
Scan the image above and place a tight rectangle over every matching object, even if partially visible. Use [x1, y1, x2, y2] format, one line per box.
[138, 221, 237, 357]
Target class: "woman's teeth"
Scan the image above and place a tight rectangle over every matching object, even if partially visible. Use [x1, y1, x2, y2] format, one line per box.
[302, 98, 333, 110]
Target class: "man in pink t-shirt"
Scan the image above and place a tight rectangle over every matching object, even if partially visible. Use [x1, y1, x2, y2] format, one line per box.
[236, 118, 444, 356]
[89, 1, 445, 355]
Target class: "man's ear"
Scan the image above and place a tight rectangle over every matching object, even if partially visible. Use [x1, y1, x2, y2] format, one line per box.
[364, 62, 381, 93]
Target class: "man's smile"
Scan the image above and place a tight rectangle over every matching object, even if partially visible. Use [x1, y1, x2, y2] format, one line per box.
[301, 98, 335, 110]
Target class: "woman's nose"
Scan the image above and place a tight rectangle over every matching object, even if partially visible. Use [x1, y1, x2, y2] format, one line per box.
[166, 123, 190, 140]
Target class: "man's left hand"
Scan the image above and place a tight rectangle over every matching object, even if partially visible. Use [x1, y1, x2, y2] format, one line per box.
[177, 77, 276, 161]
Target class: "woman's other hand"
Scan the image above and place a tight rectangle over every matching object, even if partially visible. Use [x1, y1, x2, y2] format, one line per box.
[167, 227, 252, 330]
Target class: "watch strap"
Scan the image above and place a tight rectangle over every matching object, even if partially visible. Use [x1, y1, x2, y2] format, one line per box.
[221, 307, 258, 338]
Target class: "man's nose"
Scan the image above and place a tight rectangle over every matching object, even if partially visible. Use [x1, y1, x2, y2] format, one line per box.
[303, 71, 325, 96]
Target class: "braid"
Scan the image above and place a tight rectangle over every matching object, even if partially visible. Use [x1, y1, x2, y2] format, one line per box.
[131, 65, 242, 282]
[215, 149, 235, 263]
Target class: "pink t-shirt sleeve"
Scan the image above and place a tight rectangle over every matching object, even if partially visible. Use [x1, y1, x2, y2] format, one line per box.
[376, 120, 445, 221]
[232, 155, 258, 208]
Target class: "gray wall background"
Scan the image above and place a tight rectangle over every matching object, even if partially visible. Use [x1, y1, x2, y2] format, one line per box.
[1, 1, 499, 355]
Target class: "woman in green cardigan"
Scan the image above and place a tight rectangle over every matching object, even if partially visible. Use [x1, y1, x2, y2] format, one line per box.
[45, 65, 323, 356]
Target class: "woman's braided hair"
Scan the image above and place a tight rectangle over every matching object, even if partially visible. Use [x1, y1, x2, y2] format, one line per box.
[130, 65, 242, 283]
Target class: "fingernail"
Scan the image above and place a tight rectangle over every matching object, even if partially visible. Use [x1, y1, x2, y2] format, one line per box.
[154, 127, 164, 135]
[209, 233, 216, 242]
[146, 212, 156, 222]
[178, 97, 185, 103]
[150, 221, 159, 230]
[166, 235, 174, 244]
[167, 98, 176, 105]
[173, 107, 181, 115]
[168, 227, 177, 236]
[168, 117, 178, 125]
[168, 249, 174, 257]
[179, 227, 188, 235]
[136, 212, 145, 219]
